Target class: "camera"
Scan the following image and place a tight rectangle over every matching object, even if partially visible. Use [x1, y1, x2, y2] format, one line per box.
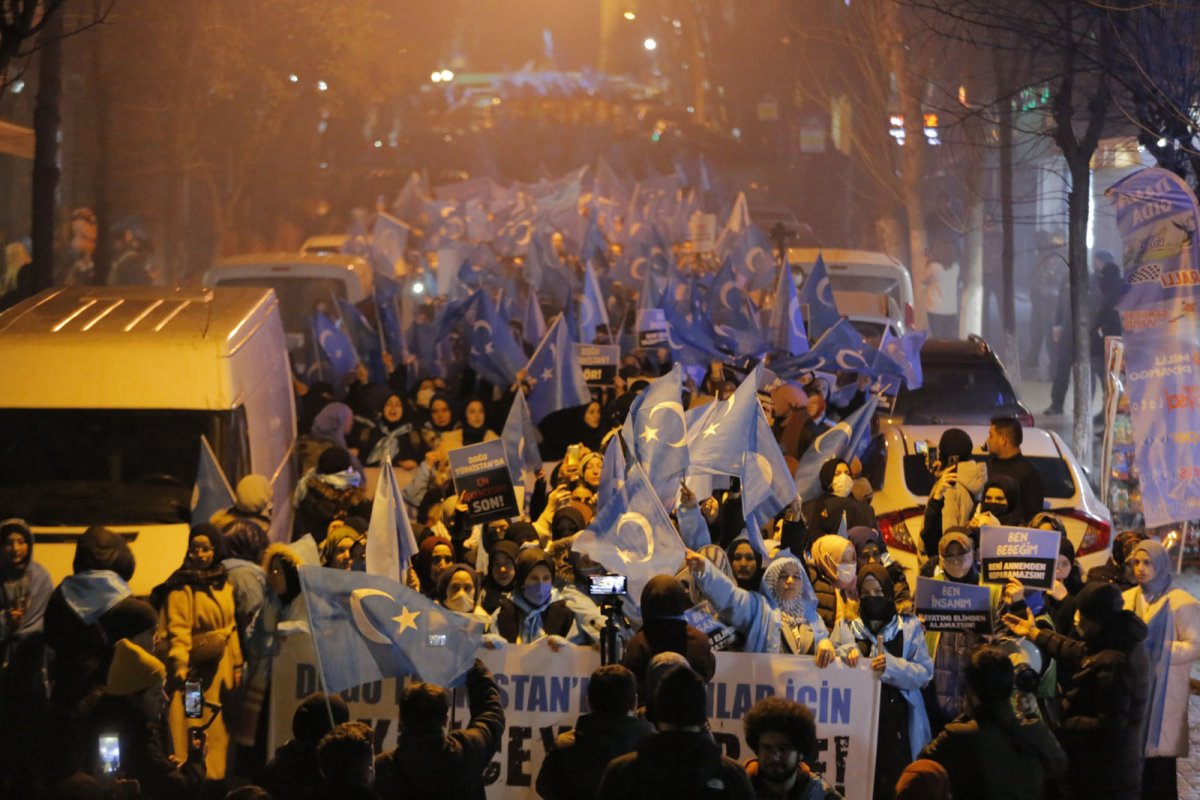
[184, 679, 203, 719]
[588, 573, 627, 597]
[98, 734, 120, 776]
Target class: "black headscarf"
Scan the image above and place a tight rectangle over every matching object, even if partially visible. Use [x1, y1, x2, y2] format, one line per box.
[150, 523, 227, 608]
[73, 526, 135, 581]
[981, 475, 1026, 526]
[461, 397, 491, 446]
[725, 538, 763, 592]
[425, 392, 460, 435]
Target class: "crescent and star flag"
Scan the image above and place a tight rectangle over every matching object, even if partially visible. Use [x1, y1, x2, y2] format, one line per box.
[365, 460, 419, 584]
[371, 212, 410, 278]
[770, 318, 870, 380]
[312, 308, 360, 380]
[191, 435, 234, 526]
[572, 458, 687, 612]
[298, 566, 483, 692]
[580, 260, 610, 343]
[526, 313, 592, 423]
[620, 363, 691, 509]
[336, 297, 384, 383]
[766, 257, 810, 357]
[501, 391, 543, 492]
[792, 392, 880, 500]
[598, 433, 627, 509]
[798, 253, 841, 340]
[468, 290, 528, 388]
[727, 223, 777, 293]
[742, 410, 800, 555]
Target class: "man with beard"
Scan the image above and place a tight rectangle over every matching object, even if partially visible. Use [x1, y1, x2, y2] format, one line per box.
[743, 697, 842, 799]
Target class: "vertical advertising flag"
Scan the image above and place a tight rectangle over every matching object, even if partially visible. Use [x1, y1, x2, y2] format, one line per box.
[1108, 168, 1200, 526]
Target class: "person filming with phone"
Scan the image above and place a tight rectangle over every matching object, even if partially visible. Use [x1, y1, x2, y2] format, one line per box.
[920, 429, 987, 567]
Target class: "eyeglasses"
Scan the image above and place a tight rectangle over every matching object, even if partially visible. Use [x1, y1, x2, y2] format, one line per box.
[942, 553, 973, 566]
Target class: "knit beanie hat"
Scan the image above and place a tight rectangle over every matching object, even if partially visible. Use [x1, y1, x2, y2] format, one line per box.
[317, 447, 353, 475]
[106, 639, 166, 696]
[1076, 582, 1124, 626]
[937, 428, 974, 461]
[652, 664, 707, 727]
[102, 598, 158, 643]
[234, 474, 273, 513]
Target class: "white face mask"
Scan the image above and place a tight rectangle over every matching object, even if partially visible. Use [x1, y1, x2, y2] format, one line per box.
[836, 563, 857, 586]
[831, 473, 854, 498]
[445, 592, 474, 614]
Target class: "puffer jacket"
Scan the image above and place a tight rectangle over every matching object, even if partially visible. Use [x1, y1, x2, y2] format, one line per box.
[536, 712, 655, 800]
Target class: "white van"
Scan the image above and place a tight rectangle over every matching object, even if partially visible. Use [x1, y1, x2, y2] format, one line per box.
[0, 287, 296, 594]
[787, 248, 916, 339]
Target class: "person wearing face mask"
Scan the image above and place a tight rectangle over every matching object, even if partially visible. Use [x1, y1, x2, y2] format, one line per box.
[833, 565, 932, 800]
[436, 564, 490, 623]
[621, 576, 716, 703]
[922, 530, 1003, 735]
[847, 526, 912, 613]
[1030, 513, 1082, 636]
[479, 540, 519, 615]
[1122, 539, 1200, 798]
[970, 475, 1026, 533]
[494, 547, 576, 645]
[806, 536, 859, 630]
[1004, 582, 1151, 800]
[801, 459, 877, 546]
[684, 550, 837, 665]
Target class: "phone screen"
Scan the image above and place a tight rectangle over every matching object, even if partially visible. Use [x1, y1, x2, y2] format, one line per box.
[589, 573, 627, 596]
[184, 680, 203, 719]
[98, 734, 120, 775]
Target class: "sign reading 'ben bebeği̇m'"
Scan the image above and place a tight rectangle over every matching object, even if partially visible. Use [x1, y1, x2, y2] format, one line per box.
[978, 526, 1061, 591]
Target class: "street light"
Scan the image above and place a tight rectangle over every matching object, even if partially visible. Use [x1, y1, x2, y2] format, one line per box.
[431, 71, 443, 83]
[643, 37, 657, 51]
[440, 69, 455, 82]
[623, 10, 636, 20]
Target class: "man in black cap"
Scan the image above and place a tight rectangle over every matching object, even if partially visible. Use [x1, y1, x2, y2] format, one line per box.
[260, 692, 351, 800]
[596, 665, 754, 799]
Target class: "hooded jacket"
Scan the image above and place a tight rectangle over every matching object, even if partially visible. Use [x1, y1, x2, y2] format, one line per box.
[800, 460, 877, 544]
[621, 576, 717, 699]
[494, 548, 574, 644]
[978, 475, 1027, 527]
[596, 729, 755, 800]
[536, 712, 655, 800]
[922, 459, 987, 549]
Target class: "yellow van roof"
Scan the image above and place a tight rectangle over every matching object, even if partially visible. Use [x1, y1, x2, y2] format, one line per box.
[0, 287, 281, 409]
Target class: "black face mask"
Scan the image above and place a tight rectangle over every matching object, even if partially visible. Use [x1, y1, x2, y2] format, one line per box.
[860, 596, 896, 632]
[982, 501, 1008, 517]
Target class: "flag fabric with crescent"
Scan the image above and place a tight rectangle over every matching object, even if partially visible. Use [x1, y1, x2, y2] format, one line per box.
[766, 256, 809, 357]
[687, 364, 765, 477]
[573, 460, 687, 612]
[741, 411, 799, 555]
[770, 318, 869, 380]
[192, 435, 235, 527]
[792, 393, 880, 500]
[312, 308, 360, 380]
[468, 290, 528, 388]
[365, 460, 419, 584]
[371, 212, 410, 278]
[526, 313, 592, 423]
[580, 260, 610, 343]
[298, 566, 484, 692]
[620, 363, 691, 508]
[598, 433, 627, 509]
[501, 391, 543, 495]
[797, 253, 840, 340]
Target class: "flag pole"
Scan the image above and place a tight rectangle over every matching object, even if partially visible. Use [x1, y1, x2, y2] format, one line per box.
[298, 574, 342, 731]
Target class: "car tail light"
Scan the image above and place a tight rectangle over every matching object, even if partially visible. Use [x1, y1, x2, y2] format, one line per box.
[904, 303, 915, 330]
[1059, 509, 1112, 557]
[879, 508, 922, 554]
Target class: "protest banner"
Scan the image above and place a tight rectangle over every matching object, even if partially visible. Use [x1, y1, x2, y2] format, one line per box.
[449, 439, 519, 523]
[978, 526, 1060, 590]
[635, 308, 668, 348]
[269, 639, 880, 799]
[689, 212, 718, 253]
[914, 577, 993, 633]
[1107, 168, 1200, 528]
[574, 343, 620, 387]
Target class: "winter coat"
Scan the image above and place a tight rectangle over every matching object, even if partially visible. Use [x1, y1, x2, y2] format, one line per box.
[83, 694, 206, 799]
[804, 564, 847, 632]
[934, 459, 987, 537]
[1030, 610, 1151, 799]
[259, 739, 322, 800]
[622, 625, 717, 701]
[1123, 585, 1200, 758]
[923, 576, 1003, 728]
[919, 697, 1068, 800]
[374, 660, 504, 800]
[693, 559, 830, 655]
[832, 613, 933, 760]
[494, 591, 576, 644]
[801, 495, 877, 543]
[743, 760, 843, 799]
[536, 712, 655, 800]
[292, 469, 372, 540]
[596, 730, 755, 800]
[44, 570, 132, 713]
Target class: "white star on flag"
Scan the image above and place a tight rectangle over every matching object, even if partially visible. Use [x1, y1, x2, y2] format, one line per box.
[393, 607, 420, 635]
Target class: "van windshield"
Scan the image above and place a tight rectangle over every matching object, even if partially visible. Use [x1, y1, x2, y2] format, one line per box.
[0, 409, 235, 526]
[214, 277, 347, 341]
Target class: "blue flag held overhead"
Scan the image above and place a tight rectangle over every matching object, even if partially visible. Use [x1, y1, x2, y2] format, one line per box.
[771, 318, 869, 379]
[792, 392, 880, 499]
[526, 313, 592, 423]
[371, 212, 410, 278]
[468, 290, 528, 388]
[597, 433, 627, 509]
[573, 459, 687, 612]
[336, 297, 384, 383]
[620, 363, 690, 508]
[579, 260, 610, 343]
[501, 391, 543, 491]
[766, 258, 809, 357]
[192, 435, 234, 526]
[365, 460, 419, 584]
[313, 308, 359, 380]
[797, 253, 840, 340]
[299, 566, 483, 692]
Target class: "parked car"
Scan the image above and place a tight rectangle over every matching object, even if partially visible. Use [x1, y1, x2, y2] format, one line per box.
[861, 423, 1112, 587]
[876, 336, 1034, 428]
[787, 248, 915, 338]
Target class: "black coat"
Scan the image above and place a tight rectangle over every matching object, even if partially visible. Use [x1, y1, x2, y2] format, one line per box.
[536, 713, 655, 800]
[494, 596, 575, 643]
[83, 695, 205, 799]
[596, 730, 755, 800]
[621, 624, 717, 703]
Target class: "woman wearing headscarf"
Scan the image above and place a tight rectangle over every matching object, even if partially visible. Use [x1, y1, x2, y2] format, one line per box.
[435, 564, 491, 626]
[621, 576, 716, 702]
[362, 390, 427, 469]
[725, 537, 763, 593]
[833, 565, 933, 800]
[479, 540, 519, 615]
[152, 523, 242, 780]
[847, 526, 912, 612]
[413, 536, 456, 599]
[436, 397, 498, 454]
[800, 458, 877, 546]
[684, 549, 836, 664]
[806, 535, 858, 630]
[1005, 582, 1151, 800]
[494, 547, 576, 644]
[577, 450, 605, 494]
[971, 475, 1026, 529]
[1030, 513, 1083, 636]
[1123, 539, 1200, 798]
[1087, 529, 1147, 590]
[296, 401, 359, 474]
[568, 401, 606, 453]
[320, 522, 365, 571]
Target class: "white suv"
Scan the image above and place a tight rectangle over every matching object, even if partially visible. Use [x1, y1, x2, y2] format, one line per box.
[861, 424, 1113, 586]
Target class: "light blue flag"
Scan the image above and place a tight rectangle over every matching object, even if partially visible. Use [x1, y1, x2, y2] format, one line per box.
[501, 391, 543, 489]
[371, 212, 410, 278]
[469, 290, 528, 388]
[771, 318, 869, 379]
[767, 258, 809, 357]
[598, 433, 626, 509]
[742, 411, 799, 556]
[687, 365, 765, 478]
[521, 289, 547, 347]
[728, 224, 777, 293]
[797, 253, 840, 340]
[792, 393, 880, 501]
[620, 363, 690, 508]
[365, 461, 418, 584]
[705, 257, 766, 356]
[192, 435, 234, 526]
[573, 459, 687, 612]
[298, 566, 484, 692]
[336, 297, 384, 383]
[580, 260, 610, 343]
[373, 273, 409, 362]
[526, 314, 592, 423]
[580, 218, 608, 266]
[313, 309, 360, 380]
